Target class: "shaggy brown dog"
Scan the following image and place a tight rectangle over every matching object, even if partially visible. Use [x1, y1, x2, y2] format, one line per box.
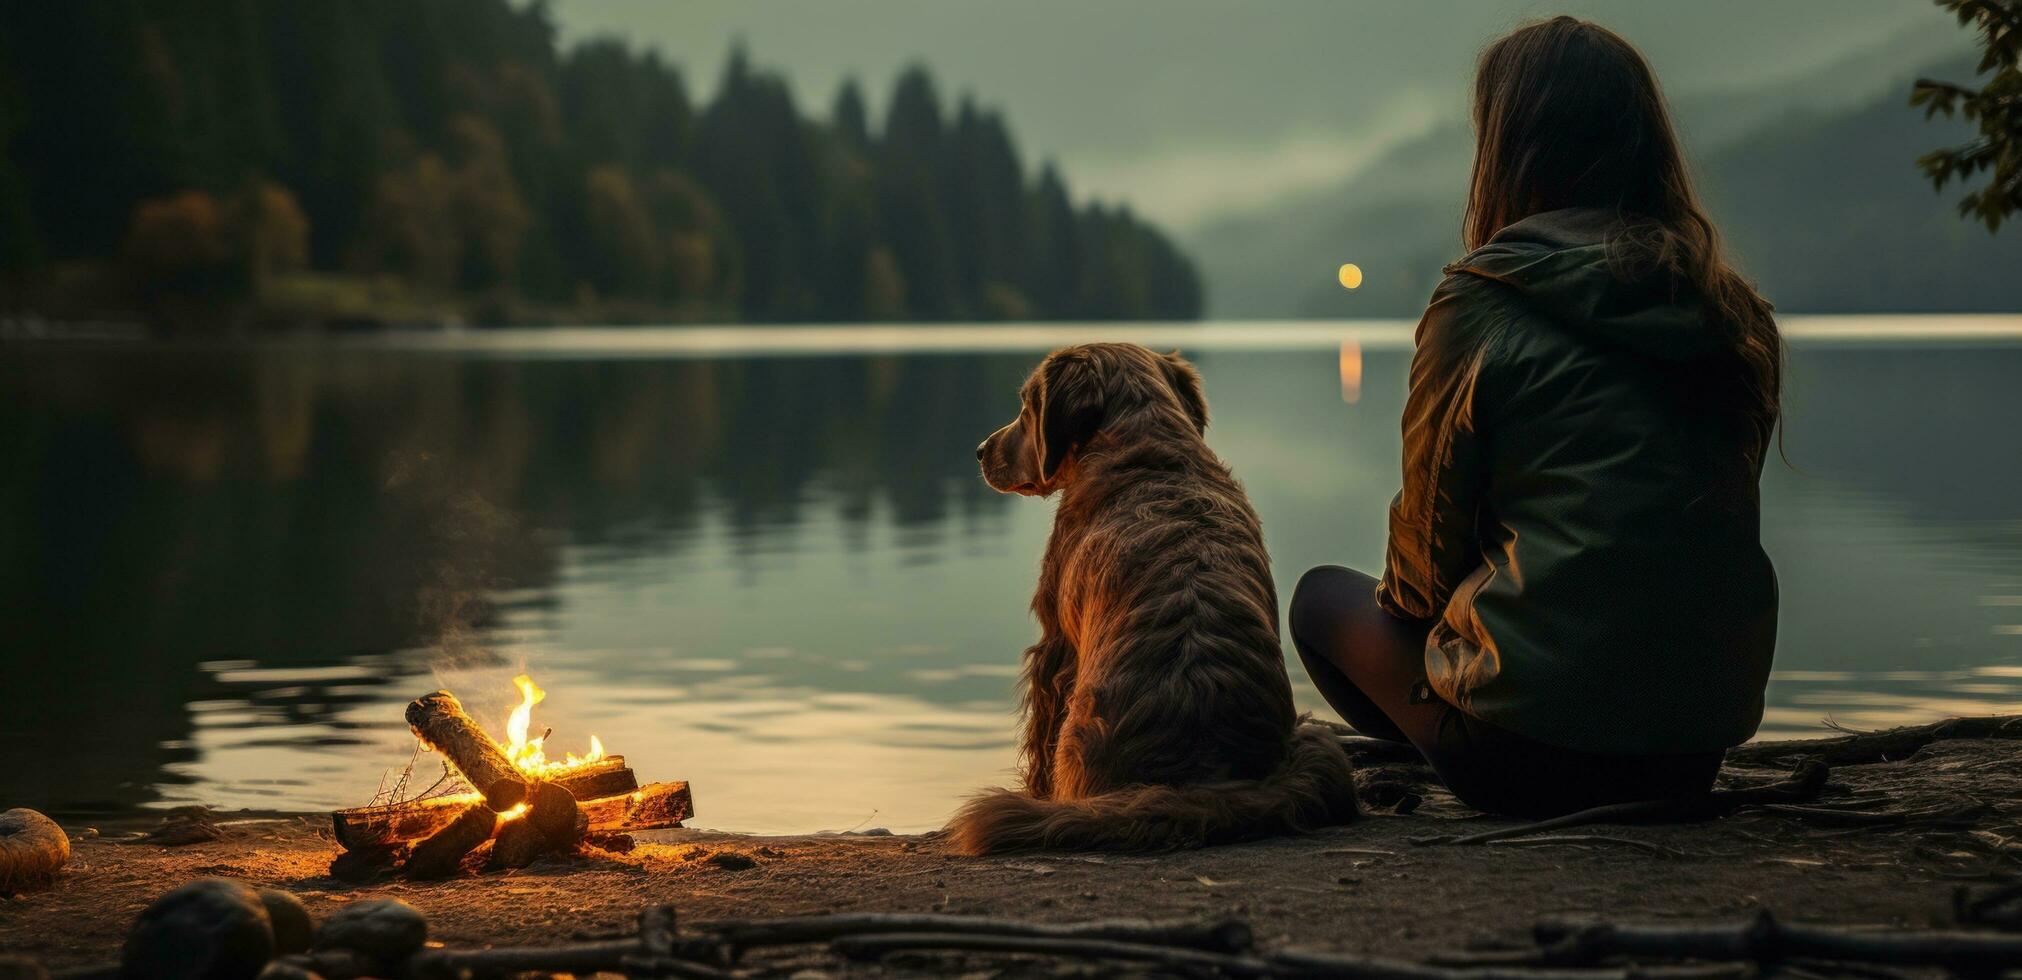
[951, 343, 1359, 854]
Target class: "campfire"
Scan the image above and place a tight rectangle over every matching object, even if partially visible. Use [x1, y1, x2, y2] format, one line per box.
[329, 674, 692, 880]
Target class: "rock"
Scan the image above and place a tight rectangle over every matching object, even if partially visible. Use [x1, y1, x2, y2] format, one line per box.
[144, 807, 229, 846]
[0, 809, 70, 894]
[313, 898, 426, 963]
[122, 878, 276, 980]
[706, 851, 758, 871]
[0, 955, 49, 980]
[257, 890, 313, 955]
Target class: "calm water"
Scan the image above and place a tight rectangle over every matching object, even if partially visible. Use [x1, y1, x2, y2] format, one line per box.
[4, 320, 2021, 834]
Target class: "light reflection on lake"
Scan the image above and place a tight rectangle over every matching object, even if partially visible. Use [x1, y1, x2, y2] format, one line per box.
[3, 320, 2020, 833]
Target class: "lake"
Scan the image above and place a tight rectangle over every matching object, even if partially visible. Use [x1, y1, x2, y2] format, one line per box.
[4, 318, 2021, 834]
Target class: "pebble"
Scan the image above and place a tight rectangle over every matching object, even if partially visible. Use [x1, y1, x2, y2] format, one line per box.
[257, 889, 314, 955]
[122, 878, 275, 980]
[314, 898, 426, 963]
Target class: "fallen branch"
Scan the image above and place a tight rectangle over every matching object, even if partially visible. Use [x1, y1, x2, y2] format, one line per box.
[1726, 715, 2022, 768]
[1534, 910, 2022, 974]
[1484, 835, 1689, 860]
[1747, 802, 1987, 828]
[834, 932, 1754, 978]
[832, 932, 1274, 975]
[1414, 761, 1828, 848]
[699, 912, 1254, 955]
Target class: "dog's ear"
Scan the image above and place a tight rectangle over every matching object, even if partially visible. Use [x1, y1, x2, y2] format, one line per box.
[1161, 350, 1209, 433]
[1033, 352, 1103, 482]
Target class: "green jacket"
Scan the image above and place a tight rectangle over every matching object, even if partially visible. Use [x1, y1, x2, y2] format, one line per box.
[1377, 207, 1778, 756]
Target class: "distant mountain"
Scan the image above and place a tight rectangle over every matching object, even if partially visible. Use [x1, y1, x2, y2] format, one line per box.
[1189, 29, 2022, 319]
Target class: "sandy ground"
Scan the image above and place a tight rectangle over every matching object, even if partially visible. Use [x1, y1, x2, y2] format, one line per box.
[3, 732, 2018, 974]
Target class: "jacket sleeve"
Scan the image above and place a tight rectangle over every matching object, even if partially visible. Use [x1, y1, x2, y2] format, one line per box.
[1376, 276, 1496, 622]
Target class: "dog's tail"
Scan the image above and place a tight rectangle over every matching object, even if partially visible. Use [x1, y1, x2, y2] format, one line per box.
[945, 723, 1360, 855]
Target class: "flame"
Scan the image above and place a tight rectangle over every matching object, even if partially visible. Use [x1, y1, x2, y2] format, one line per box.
[500, 673, 606, 777]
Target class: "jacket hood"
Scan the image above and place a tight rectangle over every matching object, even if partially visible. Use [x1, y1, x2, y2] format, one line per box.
[1447, 207, 1724, 360]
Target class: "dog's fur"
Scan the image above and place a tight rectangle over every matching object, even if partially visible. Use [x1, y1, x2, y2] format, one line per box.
[950, 343, 1359, 854]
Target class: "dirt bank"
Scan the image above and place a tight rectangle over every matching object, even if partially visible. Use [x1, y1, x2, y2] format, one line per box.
[3, 721, 2019, 974]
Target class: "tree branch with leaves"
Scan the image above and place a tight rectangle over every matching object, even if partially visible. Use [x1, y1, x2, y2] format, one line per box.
[1912, 0, 2022, 231]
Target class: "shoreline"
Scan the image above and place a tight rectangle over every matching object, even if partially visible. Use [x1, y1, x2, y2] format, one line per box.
[6, 718, 2018, 972]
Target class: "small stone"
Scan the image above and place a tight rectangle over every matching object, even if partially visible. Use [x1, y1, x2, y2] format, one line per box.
[257, 889, 314, 955]
[314, 898, 426, 963]
[122, 878, 276, 980]
[706, 852, 758, 871]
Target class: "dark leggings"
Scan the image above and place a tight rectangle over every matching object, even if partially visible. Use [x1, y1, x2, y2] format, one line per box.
[1288, 565, 1723, 819]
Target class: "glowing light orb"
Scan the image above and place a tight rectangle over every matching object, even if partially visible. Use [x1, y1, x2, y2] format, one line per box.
[1337, 263, 1364, 290]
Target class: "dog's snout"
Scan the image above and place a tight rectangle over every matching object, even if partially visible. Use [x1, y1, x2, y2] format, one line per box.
[976, 440, 988, 461]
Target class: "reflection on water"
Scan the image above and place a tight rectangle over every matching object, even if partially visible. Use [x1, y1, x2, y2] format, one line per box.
[3, 326, 2020, 832]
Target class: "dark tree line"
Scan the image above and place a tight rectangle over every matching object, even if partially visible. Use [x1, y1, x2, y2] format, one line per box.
[0, 1, 1202, 326]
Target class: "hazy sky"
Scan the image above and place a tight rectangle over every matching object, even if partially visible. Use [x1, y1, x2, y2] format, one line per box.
[546, 1, 1950, 229]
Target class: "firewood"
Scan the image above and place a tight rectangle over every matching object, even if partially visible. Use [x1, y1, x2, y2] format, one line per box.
[402, 804, 495, 880]
[551, 757, 638, 799]
[404, 690, 528, 811]
[329, 757, 637, 850]
[486, 819, 546, 871]
[331, 795, 473, 851]
[526, 781, 584, 846]
[332, 778, 688, 852]
[577, 781, 693, 832]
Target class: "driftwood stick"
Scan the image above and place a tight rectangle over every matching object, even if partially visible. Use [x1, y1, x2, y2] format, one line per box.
[1747, 802, 1987, 828]
[1484, 835, 1690, 859]
[1535, 910, 2022, 973]
[403, 804, 496, 880]
[1271, 948, 1752, 978]
[1726, 715, 2022, 767]
[833, 933, 1748, 978]
[1415, 761, 1828, 848]
[405, 690, 529, 811]
[700, 912, 1253, 954]
[832, 932, 1274, 975]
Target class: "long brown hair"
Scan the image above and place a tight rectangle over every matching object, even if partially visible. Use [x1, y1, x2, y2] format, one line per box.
[1466, 16, 1782, 459]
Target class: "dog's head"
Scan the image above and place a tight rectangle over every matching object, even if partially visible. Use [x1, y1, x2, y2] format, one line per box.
[977, 343, 1209, 496]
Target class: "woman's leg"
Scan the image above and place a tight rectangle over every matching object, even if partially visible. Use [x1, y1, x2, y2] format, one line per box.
[1289, 564, 1724, 818]
[1287, 565, 1447, 746]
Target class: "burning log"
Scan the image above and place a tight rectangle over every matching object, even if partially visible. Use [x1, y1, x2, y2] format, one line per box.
[577, 782, 693, 833]
[405, 690, 529, 811]
[330, 758, 639, 850]
[402, 804, 496, 880]
[488, 782, 585, 870]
